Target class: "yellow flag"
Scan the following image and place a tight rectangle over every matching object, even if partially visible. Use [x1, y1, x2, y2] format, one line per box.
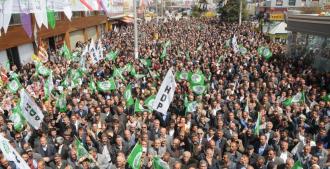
[32, 54, 41, 62]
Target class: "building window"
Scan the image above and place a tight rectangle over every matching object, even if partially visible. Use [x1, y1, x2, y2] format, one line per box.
[85, 11, 96, 16]
[55, 12, 61, 20]
[99, 11, 105, 15]
[72, 12, 82, 18]
[9, 14, 21, 25]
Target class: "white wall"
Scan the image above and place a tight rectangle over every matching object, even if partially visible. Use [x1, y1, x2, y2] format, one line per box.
[0, 50, 9, 69]
[86, 26, 97, 40]
[70, 30, 84, 49]
[18, 43, 34, 65]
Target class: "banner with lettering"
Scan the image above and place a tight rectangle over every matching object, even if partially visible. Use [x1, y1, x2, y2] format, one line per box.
[19, 89, 44, 129]
[0, 135, 30, 169]
[152, 68, 176, 115]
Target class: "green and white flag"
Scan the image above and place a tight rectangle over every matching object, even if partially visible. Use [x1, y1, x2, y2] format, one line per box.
[184, 95, 197, 113]
[140, 58, 151, 67]
[36, 62, 51, 76]
[322, 94, 330, 102]
[144, 95, 156, 110]
[44, 72, 54, 100]
[254, 112, 261, 136]
[74, 137, 89, 160]
[56, 93, 67, 113]
[257, 46, 265, 55]
[124, 84, 134, 106]
[134, 99, 147, 113]
[7, 78, 22, 93]
[262, 47, 272, 60]
[176, 71, 190, 81]
[89, 79, 97, 94]
[283, 92, 305, 107]
[196, 43, 203, 51]
[113, 68, 125, 80]
[160, 40, 171, 61]
[0, 135, 30, 169]
[292, 160, 303, 169]
[60, 42, 72, 60]
[127, 142, 143, 169]
[189, 72, 205, 86]
[239, 45, 248, 55]
[105, 50, 118, 61]
[124, 63, 133, 73]
[152, 156, 170, 169]
[9, 105, 26, 132]
[5, 60, 10, 72]
[191, 85, 207, 95]
[97, 78, 116, 92]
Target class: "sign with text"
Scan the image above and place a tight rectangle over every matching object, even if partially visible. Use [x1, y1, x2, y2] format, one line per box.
[19, 89, 44, 129]
[152, 69, 176, 115]
[270, 13, 284, 21]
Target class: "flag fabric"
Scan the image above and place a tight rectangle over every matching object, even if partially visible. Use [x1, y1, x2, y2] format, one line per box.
[257, 46, 265, 55]
[160, 41, 171, 61]
[97, 78, 116, 92]
[19, 89, 44, 130]
[189, 72, 205, 86]
[37, 45, 49, 63]
[0, 135, 30, 169]
[283, 92, 305, 107]
[56, 93, 67, 113]
[32, 0, 48, 28]
[9, 105, 26, 132]
[127, 142, 143, 169]
[124, 84, 134, 106]
[105, 51, 118, 61]
[5, 60, 10, 72]
[80, 0, 94, 11]
[134, 99, 146, 113]
[144, 95, 156, 110]
[254, 112, 261, 136]
[262, 47, 272, 60]
[176, 71, 190, 81]
[196, 43, 203, 51]
[140, 58, 151, 67]
[60, 42, 72, 60]
[47, 8, 56, 29]
[322, 94, 330, 102]
[74, 138, 89, 160]
[89, 79, 97, 93]
[63, 0, 73, 20]
[152, 156, 170, 169]
[44, 72, 54, 100]
[191, 84, 207, 95]
[239, 45, 247, 55]
[232, 35, 238, 53]
[113, 68, 125, 80]
[292, 160, 303, 169]
[152, 68, 176, 115]
[20, 13, 33, 38]
[7, 78, 22, 93]
[36, 62, 51, 77]
[0, 0, 14, 33]
[184, 95, 197, 113]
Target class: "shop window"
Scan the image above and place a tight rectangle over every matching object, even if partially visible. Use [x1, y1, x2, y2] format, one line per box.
[55, 12, 61, 20]
[9, 14, 21, 25]
[6, 47, 21, 70]
[72, 12, 82, 18]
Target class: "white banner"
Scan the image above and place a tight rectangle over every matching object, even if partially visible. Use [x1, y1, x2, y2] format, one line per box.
[232, 35, 238, 53]
[19, 89, 44, 129]
[32, 0, 48, 28]
[0, 0, 14, 33]
[152, 68, 176, 115]
[0, 135, 30, 169]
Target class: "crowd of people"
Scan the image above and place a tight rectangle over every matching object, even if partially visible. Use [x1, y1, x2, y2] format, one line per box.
[0, 17, 329, 169]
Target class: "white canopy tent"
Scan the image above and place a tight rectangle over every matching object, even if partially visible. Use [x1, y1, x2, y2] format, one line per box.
[268, 22, 288, 34]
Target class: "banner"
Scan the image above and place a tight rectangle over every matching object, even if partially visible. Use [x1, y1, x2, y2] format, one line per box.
[0, 0, 14, 33]
[232, 35, 238, 53]
[152, 68, 176, 115]
[0, 135, 30, 169]
[19, 89, 44, 129]
[32, 0, 48, 28]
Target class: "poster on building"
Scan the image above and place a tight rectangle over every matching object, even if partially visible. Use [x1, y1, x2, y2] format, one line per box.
[288, 0, 296, 6]
[276, 0, 283, 6]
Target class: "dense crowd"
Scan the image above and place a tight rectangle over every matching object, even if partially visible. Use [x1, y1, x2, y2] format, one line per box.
[0, 18, 329, 169]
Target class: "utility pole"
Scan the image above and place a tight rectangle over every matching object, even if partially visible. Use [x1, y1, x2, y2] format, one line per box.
[239, 0, 242, 26]
[134, 0, 138, 59]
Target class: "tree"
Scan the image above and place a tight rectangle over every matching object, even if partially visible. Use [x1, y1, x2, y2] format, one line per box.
[218, 0, 248, 22]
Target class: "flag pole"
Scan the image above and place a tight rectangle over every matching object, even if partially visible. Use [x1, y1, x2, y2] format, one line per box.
[134, 0, 139, 59]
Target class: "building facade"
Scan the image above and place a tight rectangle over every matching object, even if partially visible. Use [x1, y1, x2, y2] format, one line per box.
[0, 11, 109, 68]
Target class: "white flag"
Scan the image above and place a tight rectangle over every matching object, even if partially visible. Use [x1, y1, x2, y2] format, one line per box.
[19, 89, 44, 129]
[32, 0, 48, 28]
[63, 0, 72, 20]
[152, 68, 176, 115]
[0, 0, 14, 33]
[0, 135, 30, 169]
[232, 35, 238, 53]
[89, 39, 100, 64]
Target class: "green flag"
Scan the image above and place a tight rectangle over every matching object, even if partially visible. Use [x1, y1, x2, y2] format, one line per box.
[89, 79, 97, 94]
[160, 41, 171, 61]
[36, 62, 51, 76]
[283, 92, 305, 107]
[140, 58, 151, 67]
[60, 42, 72, 60]
[56, 93, 67, 113]
[152, 156, 170, 169]
[225, 39, 231, 48]
[322, 94, 330, 102]
[144, 95, 156, 110]
[176, 71, 190, 81]
[5, 60, 10, 72]
[97, 78, 116, 92]
[254, 112, 261, 136]
[113, 68, 125, 80]
[124, 84, 134, 106]
[292, 160, 303, 169]
[257, 46, 265, 55]
[239, 45, 248, 55]
[189, 72, 205, 86]
[134, 99, 147, 113]
[184, 95, 197, 113]
[74, 138, 89, 160]
[124, 63, 133, 73]
[61, 76, 70, 88]
[44, 72, 54, 100]
[47, 8, 56, 29]
[191, 85, 207, 95]
[9, 105, 26, 132]
[262, 47, 272, 60]
[105, 51, 118, 61]
[127, 142, 143, 169]
[7, 78, 22, 93]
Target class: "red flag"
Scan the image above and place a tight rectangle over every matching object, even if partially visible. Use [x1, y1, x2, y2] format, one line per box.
[80, 0, 94, 11]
